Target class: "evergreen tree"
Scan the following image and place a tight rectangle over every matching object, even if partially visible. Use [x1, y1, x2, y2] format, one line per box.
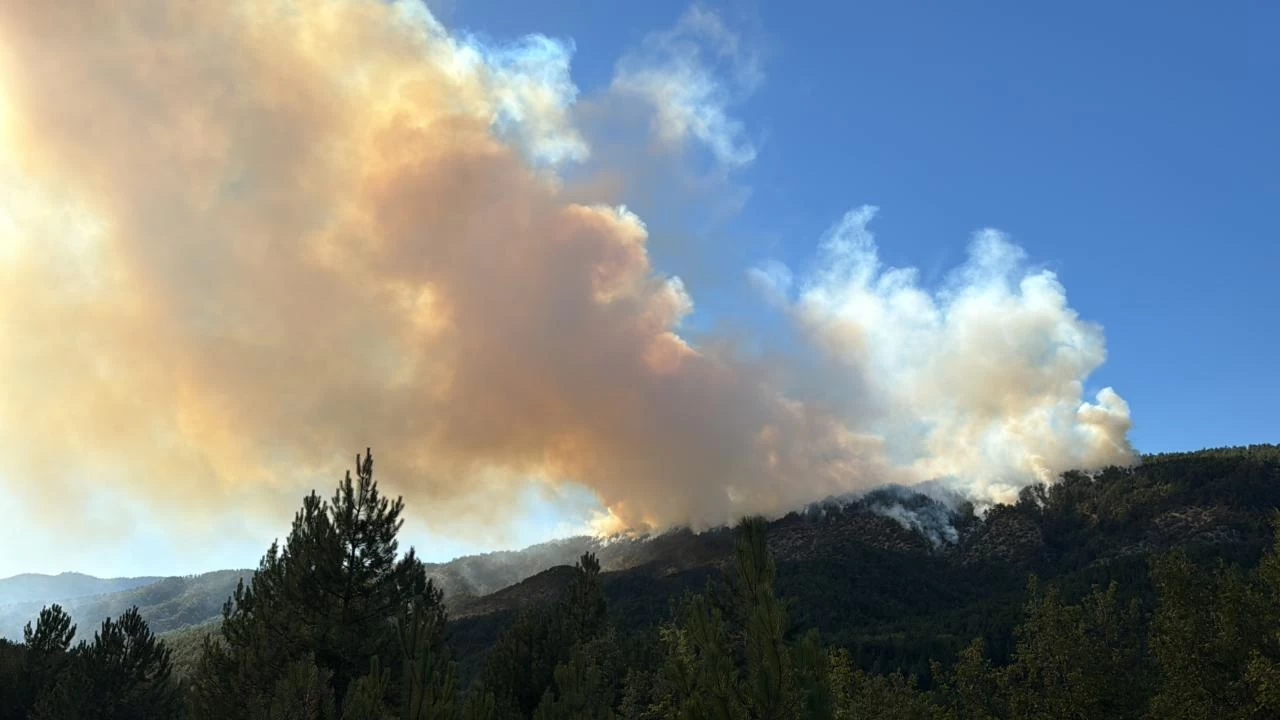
[84, 606, 181, 717]
[652, 595, 743, 720]
[932, 638, 1005, 720]
[0, 638, 32, 718]
[1245, 514, 1280, 714]
[394, 597, 460, 719]
[735, 518, 792, 719]
[532, 643, 617, 720]
[1147, 553, 1255, 720]
[792, 630, 834, 720]
[647, 516, 838, 720]
[1005, 579, 1145, 720]
[29, 606, 179, 720]
[24, 604, 76, 654]
[480, 553, 609, 718]
[12, 604, 77, 715]
[191, 449, 441, 719]
[841, 669, 941, 720]
[269, 656, 338, 720]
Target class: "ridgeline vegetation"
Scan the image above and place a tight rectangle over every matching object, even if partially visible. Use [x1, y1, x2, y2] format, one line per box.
[3, 444, 1280, 718]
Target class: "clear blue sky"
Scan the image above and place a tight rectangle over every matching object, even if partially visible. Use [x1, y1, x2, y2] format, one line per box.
[442, 0, 1278, 454]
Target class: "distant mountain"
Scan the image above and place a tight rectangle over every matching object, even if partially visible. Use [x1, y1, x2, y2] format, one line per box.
[424, 527, 728, 609]
[0, 572, 162, 606]
[424, 537, 602, 602]
[0, 569, 248, 641]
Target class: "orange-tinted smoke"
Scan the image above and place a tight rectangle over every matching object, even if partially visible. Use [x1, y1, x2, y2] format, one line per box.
[0, 0, 897, 541]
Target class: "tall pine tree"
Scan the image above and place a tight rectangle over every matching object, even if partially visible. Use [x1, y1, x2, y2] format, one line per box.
[191, 449, 442, 719]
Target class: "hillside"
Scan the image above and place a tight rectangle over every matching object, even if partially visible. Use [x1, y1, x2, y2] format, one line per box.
[447, 445, 1280, 680]
[0, 572, 161, 606]
[0, 569, 248, 641]
[8, 445, 1280, 684]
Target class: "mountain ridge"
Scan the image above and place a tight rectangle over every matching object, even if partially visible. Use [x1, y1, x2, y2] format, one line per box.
[5, 444, 1277, 682]
[0, 571, 163, 607]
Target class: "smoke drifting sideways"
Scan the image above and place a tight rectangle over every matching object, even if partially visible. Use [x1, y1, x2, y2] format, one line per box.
[0, 1, 1133, 551]
[751, 206, 1133, 506]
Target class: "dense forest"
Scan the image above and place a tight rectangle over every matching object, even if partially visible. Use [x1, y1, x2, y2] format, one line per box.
[3, 445, 1280, 719]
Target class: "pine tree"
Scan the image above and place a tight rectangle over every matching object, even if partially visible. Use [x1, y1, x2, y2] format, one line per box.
[30, 606, 179, 720]
[269, 656, 338, 720]
[532, 643, 617, 720]
[1245, 513, 1280, 714]
[1148, 553, 1255, 720]
[14, 604, 77, 716]
[735, 518, 792, 719]
[85, 606, 181, 717]
[395, 596, 460, 719]
[1005, 579, 1144, 720]
[191, 449, 441, 719]
[647, 516, 837, 720]
[840, 669, 941, 720]
[342, 655, 392, 720]
[792, 630, 834, 720]
[932, 638, 1005, 720]
[24, 604, 76, 654]
[481, 553, 609, 718]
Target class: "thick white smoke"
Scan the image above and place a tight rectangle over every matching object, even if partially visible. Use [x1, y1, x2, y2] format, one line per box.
[754, 206, 1133, 505]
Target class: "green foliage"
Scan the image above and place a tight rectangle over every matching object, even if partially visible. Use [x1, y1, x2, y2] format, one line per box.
[641, 517, 844, 720]
[395, 600, 460, 720]
[190, 449, 443, 719]
[1147, 552, 1255, 719]
[269, 656, 338, 720]
[479, 553, 609, 718]
[82, 606, 181, 717]
[161, 619, 219, 680]
[532, 643, 617, 720]
[3, 604, 181, 720]
[24, 604, 75, 655]
[843, 668, 941, 720]
[1144, 510, 1280, 720]
[931, 639, 1003, 720]
[1, 570, 249, 643]
[1004, 579, 1146, 719]
[1245, 517, 1280, 713]
[342, 656, 392, 720]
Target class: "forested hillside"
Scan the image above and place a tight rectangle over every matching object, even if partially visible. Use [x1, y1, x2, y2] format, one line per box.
[1, 444, 1278, 718]
[447, 445, 1280, 683]
[0, 571, 248, 642]
[0, 573, 162, 606]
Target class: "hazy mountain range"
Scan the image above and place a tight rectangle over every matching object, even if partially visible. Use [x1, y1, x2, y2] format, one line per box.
[4, 444, 1278, 684]
[0, 485, 952, 642]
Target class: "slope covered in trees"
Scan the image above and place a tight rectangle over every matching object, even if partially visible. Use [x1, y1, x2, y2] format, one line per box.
[0, 573, 163, 606]
[0, 570, 248, 642]
[1, 444, 1278, 718]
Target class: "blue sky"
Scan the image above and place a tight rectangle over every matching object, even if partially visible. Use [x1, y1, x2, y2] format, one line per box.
[1, 1, 1276, 578]
[441, 0, 1278, 454]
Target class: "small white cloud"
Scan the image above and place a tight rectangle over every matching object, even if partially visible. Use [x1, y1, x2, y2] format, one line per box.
[389, 1, 588, 167]
[746, 259, 793, 306]
[471, 34, 590, 166]
[612, 5, 761, 168]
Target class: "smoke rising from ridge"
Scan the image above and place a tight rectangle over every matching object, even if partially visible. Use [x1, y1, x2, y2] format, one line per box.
[752, 206, 1133, 505]
[0, 1, 1132, 546]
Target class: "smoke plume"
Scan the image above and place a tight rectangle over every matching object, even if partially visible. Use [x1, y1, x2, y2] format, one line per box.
[0, 1, 1132, 546]
[752, 206, 1133, 505]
